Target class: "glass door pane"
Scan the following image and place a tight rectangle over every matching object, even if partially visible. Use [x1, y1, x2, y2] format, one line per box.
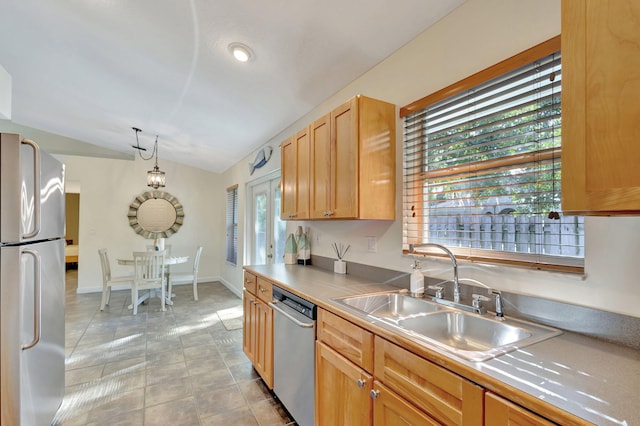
[248, 175, 283, 265]
[254, 191, 267, 264]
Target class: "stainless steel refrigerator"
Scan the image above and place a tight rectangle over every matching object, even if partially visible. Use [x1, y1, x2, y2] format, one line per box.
[1, 133, 65, 426]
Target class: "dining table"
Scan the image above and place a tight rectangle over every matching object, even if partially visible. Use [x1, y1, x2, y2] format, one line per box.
[117, 255, 189, 306]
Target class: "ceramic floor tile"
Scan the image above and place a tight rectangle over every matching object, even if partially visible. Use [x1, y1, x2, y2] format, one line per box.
[200, 406, 259, 426]
[189, 366, 236, 392]
[103, 356, 147, 376]
[87, 388, 145, 424]
[250, 398, 295, 425]
[145, 377, 193, 407]
[86, 408, 144, 426]
[238, 378, 273, 403]
[144, 396, 200, 426]
[193, 383, 248, 418]
[57, 275, 293, 426]
[65, 364, 105, 387]
[145, 360, 189, 386]
[228, 361, 260, 383]
[183, 342, 221, 360]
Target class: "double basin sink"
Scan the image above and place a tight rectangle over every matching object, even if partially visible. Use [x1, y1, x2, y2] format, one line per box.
[332, 291, 561, 362]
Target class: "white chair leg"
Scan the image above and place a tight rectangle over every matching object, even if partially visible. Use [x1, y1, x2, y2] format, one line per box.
[100, 285, 108, 311]
[106, 286, 111, 306]
[132, 286, 138, 315]
[167, 275, 173, 302]
[193, 279, 198, 301]
[161, 282, 166, 312]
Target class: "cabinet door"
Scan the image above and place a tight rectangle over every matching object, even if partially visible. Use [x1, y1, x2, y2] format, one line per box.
[485, 392, 555, 426]
[562, 0, 640, 213]
[372, 381, 440, 426]
[316, 341, 372, 426]
[294, 127, 310, 219]
[374, 337, 483, 426]
[330, 97, 359, 218]
[242, 290, 256, 364]
[310, 114, 332, 218]
[254, 299, 273, 389]
[281, 136, 297, 219]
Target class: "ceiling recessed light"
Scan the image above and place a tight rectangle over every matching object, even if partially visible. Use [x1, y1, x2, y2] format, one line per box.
[228, 42, 254, 62]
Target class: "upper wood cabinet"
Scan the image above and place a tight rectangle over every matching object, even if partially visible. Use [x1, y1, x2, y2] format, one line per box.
[281, 128, 310, 220]
[282, 94, 396, 220]
[562, 0, 640, 214]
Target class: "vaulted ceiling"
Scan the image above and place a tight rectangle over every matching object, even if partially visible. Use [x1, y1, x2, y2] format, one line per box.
[0, 0, 465, 172]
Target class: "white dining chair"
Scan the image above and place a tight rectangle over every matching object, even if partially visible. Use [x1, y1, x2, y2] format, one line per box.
[169, 246, 203, 301]
[131, 250, 167, 315]
[98, 249, 134, 311]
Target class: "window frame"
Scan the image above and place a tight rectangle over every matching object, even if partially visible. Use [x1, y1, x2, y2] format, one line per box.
[401, 36, 584, 274]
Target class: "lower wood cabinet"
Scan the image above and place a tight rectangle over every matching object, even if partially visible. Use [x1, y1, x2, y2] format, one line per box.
[485, 392, 555, 426]
[316, 308, 483, 425]
[371, 381, 440, 426]
[242, 274, 273, 389]
[374, 336, 484, 426]
[315, 340, 373, 426]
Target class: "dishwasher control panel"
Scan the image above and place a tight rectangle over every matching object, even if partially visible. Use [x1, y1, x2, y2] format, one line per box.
[272, 286, 317, 320]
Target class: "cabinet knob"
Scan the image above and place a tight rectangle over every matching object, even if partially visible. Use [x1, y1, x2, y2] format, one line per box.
[259, 286, 265, 293]
[356, 378, 367, 388]
[370, 389, 380, 399]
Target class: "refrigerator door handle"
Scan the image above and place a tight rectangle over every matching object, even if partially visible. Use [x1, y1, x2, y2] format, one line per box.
[21, 139, 41, 239]
[21, 249, 41, 350]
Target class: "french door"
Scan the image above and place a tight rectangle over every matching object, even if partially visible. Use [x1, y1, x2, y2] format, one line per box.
[248, 174, 285, 265]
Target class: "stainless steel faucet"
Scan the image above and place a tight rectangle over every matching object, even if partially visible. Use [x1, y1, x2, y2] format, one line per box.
[409, 243, 460, 303]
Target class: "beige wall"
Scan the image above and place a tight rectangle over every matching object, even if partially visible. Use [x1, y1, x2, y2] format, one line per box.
[59, 154, 223, 293]
[221, 0, 640, 318]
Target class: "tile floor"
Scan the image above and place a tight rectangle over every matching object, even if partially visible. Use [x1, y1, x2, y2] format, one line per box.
[54, 270, 295, 426]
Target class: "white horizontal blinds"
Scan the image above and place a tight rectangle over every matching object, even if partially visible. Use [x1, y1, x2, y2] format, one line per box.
[403, 47, 584, 270]
[226, 185, 239, 265]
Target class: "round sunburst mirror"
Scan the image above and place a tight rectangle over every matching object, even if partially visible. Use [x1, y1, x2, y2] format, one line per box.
[128, 190, 184, 239]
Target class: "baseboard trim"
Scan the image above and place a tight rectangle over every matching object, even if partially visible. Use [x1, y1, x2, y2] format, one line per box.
[75, 275, 222, 294]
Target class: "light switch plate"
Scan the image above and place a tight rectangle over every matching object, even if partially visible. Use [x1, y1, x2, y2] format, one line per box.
[366, 236, 377, 253]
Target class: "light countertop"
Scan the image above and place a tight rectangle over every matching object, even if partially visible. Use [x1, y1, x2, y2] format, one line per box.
[245, 264, 640, 426]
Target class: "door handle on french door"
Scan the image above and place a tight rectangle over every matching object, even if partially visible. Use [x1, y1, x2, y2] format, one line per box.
[21, 249, 41, 350]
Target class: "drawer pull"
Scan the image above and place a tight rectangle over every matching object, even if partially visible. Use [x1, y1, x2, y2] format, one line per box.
[356, 378, 367, 388]
[370, 389, 380, 399]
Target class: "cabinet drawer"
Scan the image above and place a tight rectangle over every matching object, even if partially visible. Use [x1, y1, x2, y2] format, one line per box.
[374, 336, 483, 426]
[485, 392, 555, 426]
[256, 278, 273, 303]
[317, 309, 374, 372]
[243, 271, 257, 295]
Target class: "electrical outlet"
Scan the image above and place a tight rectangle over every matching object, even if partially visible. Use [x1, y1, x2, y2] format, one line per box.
[366, 236, 377, 253]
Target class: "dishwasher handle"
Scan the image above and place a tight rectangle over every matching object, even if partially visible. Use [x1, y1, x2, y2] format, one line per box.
[269, 301, 315, 328]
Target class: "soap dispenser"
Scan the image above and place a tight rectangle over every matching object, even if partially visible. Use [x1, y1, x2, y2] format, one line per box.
[410, 260, 424, 297]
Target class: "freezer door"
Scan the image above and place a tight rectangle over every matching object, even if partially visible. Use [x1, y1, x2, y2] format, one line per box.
[1, 240, 65, 426]
[0, 133, 65, 243]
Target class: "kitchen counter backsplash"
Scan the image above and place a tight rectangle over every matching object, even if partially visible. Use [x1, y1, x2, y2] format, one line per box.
[310, 255, 640, 350]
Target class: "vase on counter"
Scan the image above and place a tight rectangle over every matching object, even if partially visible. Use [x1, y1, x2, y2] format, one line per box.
[284, 233, 298, 264]
[334, 259, 347, 274]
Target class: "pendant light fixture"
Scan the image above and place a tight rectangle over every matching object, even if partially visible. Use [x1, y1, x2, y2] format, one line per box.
[131, 127, 166, 189]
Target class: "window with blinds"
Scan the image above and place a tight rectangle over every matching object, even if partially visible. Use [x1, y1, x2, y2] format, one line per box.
[226, 185, 239, 265]
[402, 37, 584, 272]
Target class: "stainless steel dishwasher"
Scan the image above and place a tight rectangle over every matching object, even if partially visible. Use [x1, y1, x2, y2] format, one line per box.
[269, 286, 316, 426]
